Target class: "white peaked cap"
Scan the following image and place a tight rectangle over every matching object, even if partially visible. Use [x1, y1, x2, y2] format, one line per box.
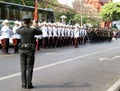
[41, 22, 47, 25]
[75, 23, 79, 26]
[48, 22, 52, 25]
[2, 19, 9, 25]
[18, 21, 22, 26]
[14, 20, 19, 24]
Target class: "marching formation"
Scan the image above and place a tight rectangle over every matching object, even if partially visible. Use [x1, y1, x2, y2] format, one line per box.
[0, 19, 114, 54]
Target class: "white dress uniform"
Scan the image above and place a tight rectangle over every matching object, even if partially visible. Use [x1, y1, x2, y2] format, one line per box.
[67, 27, 71, 46]
[74, 25, 80, 48]
[52, 25, 58, 47]
[57, 27, 61, 38]
[48, 26, 53, 37]
[47, 25, 53, 48]
[61, 26, 65, 46]
[1, 20, 13, 54]
[70, 28, 74, 38]
[41, 24, 48, 48]
[61, 27, 65, 37]
[74, 27, 80, 38]
[82, 28, 87, 44]
[67, 28, 71, 37]
[1, 25, 12, 39]
[41, 25, 48, 38]
[57, 26, 62, 47]
[12, 25, 21, 39]
[70, 27, 74, 45]
[12, 22, 21, 53]
[52, 26, 58, 37]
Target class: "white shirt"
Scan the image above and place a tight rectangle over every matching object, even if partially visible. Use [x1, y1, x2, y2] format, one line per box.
[74, 27, 79, 38]
[12, 25, 21, 39]
[70, 29, 74, 38]
[53, 26, 58, 37]
[61, 28, 65, 37]
[1, 25, 13, 39]
[67, 28, 71, 37]
[42, 26, 48, 37]
[81, 29, 87, 36]
[57, 27, 61, 37]
[48, 26, 53, 37]
[64, 28, 68, 37]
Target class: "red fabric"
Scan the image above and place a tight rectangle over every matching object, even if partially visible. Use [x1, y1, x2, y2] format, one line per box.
[34, 0, 38, 21]
[13, 38, 17, 45]
[1, 39, 6, 45]
[36, 38, 39, 50]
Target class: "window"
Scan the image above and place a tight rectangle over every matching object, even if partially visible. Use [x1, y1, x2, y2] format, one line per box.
[0, 7, 1, 19]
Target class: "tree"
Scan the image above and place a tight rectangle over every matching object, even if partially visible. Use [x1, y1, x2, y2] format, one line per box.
[1, 0, 34, 6]
[100, 2, 120, 21]
[39, 0, 59, 8]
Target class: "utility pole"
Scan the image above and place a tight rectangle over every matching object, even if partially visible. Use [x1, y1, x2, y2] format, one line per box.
[79, 0, 84, 27]
[80, 1, 83, 27]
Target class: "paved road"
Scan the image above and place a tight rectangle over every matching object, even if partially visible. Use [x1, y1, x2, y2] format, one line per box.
[0, 39, 120, 91]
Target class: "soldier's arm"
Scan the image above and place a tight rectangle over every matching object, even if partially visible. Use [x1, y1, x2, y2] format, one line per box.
[16, 26, 24, 34]
[34, 27, 42, 35]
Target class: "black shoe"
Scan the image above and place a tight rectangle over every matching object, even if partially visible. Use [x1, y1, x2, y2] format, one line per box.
[22, 85, 26, 89]
[26, 85, 34, 89]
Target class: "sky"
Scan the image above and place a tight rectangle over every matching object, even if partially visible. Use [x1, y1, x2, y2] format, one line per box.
[113, 0, 120, 2]
[57, 0, 74, 7]
[57, 0, 120, 7]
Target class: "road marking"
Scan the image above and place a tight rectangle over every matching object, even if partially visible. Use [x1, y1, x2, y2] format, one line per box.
[107, 79, 120, 91]
[0, 46, 119, 81]
[0, 54, 13, 57]
[45, 52, 56, 55]
[45, 51, 72, 55]
[99, 55, 120, 61]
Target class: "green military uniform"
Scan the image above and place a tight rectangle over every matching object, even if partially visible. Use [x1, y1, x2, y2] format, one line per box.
[16, 15, 42, 89]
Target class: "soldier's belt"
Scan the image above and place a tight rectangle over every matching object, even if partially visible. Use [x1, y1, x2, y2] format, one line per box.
[20, 43, 35, 50]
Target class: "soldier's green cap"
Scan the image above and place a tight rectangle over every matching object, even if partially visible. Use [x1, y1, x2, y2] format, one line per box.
[22, 14, 32, 19]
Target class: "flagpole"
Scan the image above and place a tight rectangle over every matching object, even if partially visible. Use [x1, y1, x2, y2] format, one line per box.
[34, 0, 38, 22]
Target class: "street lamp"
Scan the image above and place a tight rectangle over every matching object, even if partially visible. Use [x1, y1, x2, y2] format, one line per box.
[60, 15, 67, 24]
[79, 0, 84, 27]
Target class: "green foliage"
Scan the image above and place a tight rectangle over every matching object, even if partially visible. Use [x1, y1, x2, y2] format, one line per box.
[71, 14, 100, 27]
[40, 0, 59, 8]
[56, 10, 75, 23]
[1, 0, 34, 6]
[74, 14, 81, 22]
[100, 2, 120, 21]
[1, 0, 59, 7]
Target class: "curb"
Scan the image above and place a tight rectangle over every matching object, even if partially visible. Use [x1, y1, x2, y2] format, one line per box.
[107, 79, 120, 91]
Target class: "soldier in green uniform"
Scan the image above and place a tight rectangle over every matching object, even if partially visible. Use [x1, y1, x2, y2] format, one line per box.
[16, 15, 42, 89]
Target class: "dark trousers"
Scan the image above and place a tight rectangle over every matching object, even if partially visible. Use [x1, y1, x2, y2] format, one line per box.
[48, 37, 52, 48]
[53, 37, 58, 48]
[1, 38, 9, 54]
[74, 38, 78, 48]
[42, 37, 48, 49]
[20, 50, 35, 87]
[14, 39, 21, 53]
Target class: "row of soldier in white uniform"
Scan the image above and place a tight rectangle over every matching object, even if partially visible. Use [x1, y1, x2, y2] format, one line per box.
[34, 22, 87, 49]
[0, 19, 113, 54]
[0, 19, 88, 54]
